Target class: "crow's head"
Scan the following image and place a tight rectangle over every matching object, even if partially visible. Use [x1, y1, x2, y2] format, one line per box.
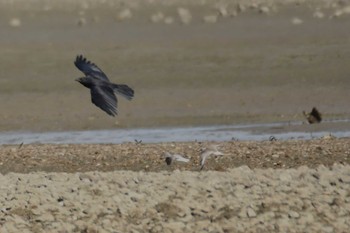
[75, 77, 93, 88]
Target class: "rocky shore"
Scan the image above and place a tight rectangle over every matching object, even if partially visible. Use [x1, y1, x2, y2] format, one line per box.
[0, 138, 350, 232]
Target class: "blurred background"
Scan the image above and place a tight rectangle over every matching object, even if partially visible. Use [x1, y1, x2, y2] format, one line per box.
[0, 0, 350, 132]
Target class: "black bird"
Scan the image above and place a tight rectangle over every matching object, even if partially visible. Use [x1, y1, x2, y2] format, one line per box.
[303, 107, 322, 124]
[74, 55, 134, 116]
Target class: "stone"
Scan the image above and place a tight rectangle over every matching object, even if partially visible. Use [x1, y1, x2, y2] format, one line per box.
[150, 12, 164, 23]
[177, 8, 192, 24]
[313, 11, 325, 19]
[77, 18, 86, 27]
[279, 173, 292, 182]
[164, 17, 174, 24]
[288, 210, 300, 219]
[118, 9, 132, 21]
[217, 6, 228, 17]
[9, 18, 21, 27]
[203, 15, 218, 24]
[247, 207, 257, 218]
[291, 17, 303, 25]
[323, 226, 334, 233]
[259, 6, 270, 14]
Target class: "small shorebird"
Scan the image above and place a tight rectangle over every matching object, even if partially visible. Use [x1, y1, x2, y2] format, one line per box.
[303, 107, 322, 124]
[163, 152, 190, 165]
[200, 144, 224, 170]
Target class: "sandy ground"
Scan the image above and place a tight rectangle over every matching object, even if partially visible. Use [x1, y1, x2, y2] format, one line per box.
[1, 1, 350, 232]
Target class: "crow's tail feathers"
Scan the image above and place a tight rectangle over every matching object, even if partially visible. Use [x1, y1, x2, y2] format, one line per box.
[112, 84, 134, 100]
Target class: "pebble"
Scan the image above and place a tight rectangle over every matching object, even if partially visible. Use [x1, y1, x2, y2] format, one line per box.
[10, 148, 17, 153]
[342, 6, 350, 14]
[259, 6, 270, 14]
[118, 9, 132, 21]
[288, 210, 300, 218]
[323, 226, 334, 233]
[291, 17, 303, 25]
[332, 10, 343, 18]
[313, 11, 325, 19]
[230, 10, 238, 17]
[43, 5, 52, 12]
[322, 134, 336, 140]
[133, 177, 139, 184]
[150, 12, 164, 23]
[76, 17, 86, 27]
[164, 16, 174, 24]
[203, 15, 218, 24]
[217, 6, 228, 17]
[246, 207, 257, 218]
[9, 18, 21, 27]
[236, 3, 246, 13]
[80, 2, 89, 10]
[177, 7, 192, 24]
[279, 173, 292, 182]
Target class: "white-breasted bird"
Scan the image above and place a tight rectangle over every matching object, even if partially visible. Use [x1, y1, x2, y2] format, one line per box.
[163, 152, 190, 165]
[200, 144, 224, 170]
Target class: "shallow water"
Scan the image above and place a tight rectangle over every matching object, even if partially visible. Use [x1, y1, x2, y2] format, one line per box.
[1, 120, 350, 145]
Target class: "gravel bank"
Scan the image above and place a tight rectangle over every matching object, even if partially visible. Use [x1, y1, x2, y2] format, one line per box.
[1, 138, 350, 174]
[1, 164, 349, 232]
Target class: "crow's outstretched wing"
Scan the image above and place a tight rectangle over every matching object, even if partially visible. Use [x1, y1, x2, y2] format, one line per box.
[75, 55, 110, 82]
[90, 85, 118, 116]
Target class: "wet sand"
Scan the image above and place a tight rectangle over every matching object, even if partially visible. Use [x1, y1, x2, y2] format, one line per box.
[0, 0, 349, 131]
[1, 1, 350, 232]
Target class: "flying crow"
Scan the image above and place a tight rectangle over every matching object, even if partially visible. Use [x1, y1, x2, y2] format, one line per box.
[74, 55, 134, 116]
[303, 107, 322, 124]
